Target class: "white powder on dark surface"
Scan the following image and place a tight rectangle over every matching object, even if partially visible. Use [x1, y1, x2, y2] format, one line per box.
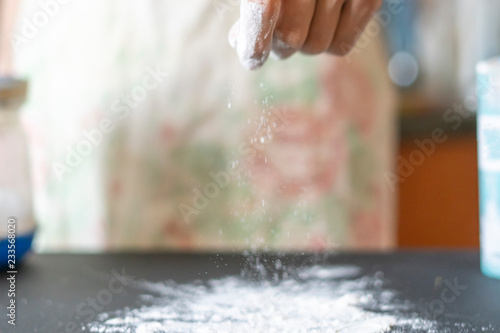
[86, 265, 437, 333]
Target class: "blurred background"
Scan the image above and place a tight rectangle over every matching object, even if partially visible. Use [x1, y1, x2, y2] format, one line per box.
[385, 0, 494, 249]
[1, 0, 498, 254]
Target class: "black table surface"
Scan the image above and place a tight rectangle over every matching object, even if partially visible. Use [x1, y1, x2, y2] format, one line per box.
[1, 251, 499, 332]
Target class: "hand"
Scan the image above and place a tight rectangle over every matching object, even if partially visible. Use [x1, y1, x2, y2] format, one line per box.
[229, 0, 383, 70]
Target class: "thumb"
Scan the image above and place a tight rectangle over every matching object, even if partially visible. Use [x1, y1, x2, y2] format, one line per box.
[236, 0, 281, 70]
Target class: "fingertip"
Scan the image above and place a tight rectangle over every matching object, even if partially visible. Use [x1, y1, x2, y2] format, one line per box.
[235, 0, 280, 70]
[270, 35, 295, 59]
[240, 57, 267, 70]
[236, 36, 269, 70]
[328, 42, 354, 56]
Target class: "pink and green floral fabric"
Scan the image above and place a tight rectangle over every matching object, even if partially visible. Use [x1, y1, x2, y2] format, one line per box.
[13, 0, 397, 252]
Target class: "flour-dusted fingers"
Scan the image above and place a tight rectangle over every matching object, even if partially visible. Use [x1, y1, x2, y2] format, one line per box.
[328, 0, 382, 55]
[235, 0, 281, 70]
[230, 0, 383, 68]
[301, 0, 345, 55]
[271, 0, 317, 59]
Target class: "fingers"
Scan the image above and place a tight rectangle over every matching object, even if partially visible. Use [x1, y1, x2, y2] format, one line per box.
[235, 0, 281, 70]
[301, 0, 345, 55]
[230, 0, 383, 69]
[271, 0, 317, 59]
[328, 0, 382, 55]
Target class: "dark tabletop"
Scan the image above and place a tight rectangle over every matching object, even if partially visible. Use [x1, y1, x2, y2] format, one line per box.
[0, 251, 499, 333]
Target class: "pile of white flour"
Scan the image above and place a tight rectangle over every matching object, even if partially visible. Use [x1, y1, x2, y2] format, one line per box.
[86, 264, 438, 333]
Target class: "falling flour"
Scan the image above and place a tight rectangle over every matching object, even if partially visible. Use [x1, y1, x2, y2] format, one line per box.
[86, 265, 437, 333]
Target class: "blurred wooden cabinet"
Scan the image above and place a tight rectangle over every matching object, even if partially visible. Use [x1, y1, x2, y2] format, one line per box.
[397, 117, 479, 248]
